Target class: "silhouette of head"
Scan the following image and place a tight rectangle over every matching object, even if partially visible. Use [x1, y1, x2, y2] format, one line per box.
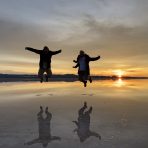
[43, 46, 49, 53]
[80, 50, 85, 55]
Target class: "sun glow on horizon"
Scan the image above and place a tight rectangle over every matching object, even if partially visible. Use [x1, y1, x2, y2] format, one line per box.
[114, 78, 125, 87]
[113, 70, 125, 78]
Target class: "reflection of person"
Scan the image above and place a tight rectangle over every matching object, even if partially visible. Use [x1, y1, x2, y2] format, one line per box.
[25, 106, 61, 147]
[25, 46, 62, 83]
[73, 50, 100, 87]
[73, 102, 101, 142]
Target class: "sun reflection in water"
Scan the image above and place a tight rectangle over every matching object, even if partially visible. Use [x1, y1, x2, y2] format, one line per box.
[114, 78, 125, 87]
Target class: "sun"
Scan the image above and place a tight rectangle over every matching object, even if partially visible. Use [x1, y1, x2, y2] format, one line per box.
[113, 70, 125, 78]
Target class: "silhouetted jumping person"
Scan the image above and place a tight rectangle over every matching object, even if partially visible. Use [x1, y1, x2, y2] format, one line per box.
[25, 106, 61, 147]
[73, 102, 101, 142]
[25, 46, 62, 83]
[73, 50, 100, 87]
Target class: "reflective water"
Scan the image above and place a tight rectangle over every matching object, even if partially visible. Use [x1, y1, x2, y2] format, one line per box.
[0, 80, 147, 148]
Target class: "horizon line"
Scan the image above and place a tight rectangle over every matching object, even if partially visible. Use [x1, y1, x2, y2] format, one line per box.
[0, 73, 148, 78]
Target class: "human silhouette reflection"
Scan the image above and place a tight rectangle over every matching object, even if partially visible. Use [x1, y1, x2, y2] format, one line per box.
[25, 106, 61, 147]
[73, 102, 101, 142]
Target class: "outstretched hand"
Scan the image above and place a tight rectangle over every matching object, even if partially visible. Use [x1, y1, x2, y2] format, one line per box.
[59, 49, 62, 52]
[25, 47, 29, 50]
[73, 60, 77, 63]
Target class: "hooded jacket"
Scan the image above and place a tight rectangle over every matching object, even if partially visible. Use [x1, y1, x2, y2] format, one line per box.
[74, 54, 100, 75]
[26, 48, 61, 69]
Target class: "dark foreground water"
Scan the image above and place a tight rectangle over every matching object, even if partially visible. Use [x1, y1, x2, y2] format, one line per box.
[0, 80, 148, 148]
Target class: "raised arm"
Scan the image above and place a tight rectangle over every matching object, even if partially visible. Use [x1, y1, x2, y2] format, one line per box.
[25, 47, 41, 54]
[73, 63, 79, 68]
[24, 138, 40, 145]
[51, 136, 61, 141]
[89, 55, 101, 61]
[89, 131, 101, 139]
[73, 55, 80, 63]
[51, 49, 62, 55]
[73, 60, 78, 63]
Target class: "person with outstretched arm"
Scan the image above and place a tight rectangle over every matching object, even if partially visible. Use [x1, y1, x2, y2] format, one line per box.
[73, 50, 100, 87]
[73, 102, 101, 142]
[24, 106, 61, 147]
[25, 46, 62, 83]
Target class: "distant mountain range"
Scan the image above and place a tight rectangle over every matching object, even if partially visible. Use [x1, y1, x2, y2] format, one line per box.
[0, 74, 147, 82]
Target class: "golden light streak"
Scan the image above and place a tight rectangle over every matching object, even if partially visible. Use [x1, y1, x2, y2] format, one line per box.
[114, 78, 125, 87]
[113, 70, 125, 78]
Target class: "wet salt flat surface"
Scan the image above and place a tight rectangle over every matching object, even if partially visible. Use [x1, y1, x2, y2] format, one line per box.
[0, 80, 148, 148]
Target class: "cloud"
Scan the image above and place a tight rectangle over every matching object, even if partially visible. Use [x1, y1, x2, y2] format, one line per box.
[0, 17, 67, 57]
[0, 0, 148, 75]
[62, 14, 148, 60]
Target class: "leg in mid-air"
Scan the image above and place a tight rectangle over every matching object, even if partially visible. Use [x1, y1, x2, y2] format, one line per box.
[84, 81, 87, 87]
[78, 71, 87, 87]
[83, 72, 89, 87]
[25, 107, 43, 146]
[37, 107, 46, 140]
[88, 75, 92, 83]
[78, 102, 87, 116]
[37, 106, 44, 119]
[38, 68, 45, 83]
[45, 68, 52, 82]
[45, 107, 52, 121]
[81, 106, 92, 129]
[78, 71, 83, 82]
[85, 106, 93, 115]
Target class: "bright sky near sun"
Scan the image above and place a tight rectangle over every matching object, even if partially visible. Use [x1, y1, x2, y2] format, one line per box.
[0, 0, 148, 76]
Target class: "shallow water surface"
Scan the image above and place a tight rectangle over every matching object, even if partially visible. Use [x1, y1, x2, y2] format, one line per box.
[0, 80, 148, 148]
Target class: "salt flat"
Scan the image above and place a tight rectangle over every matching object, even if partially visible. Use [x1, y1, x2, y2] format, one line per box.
[0, 80, 148, 148]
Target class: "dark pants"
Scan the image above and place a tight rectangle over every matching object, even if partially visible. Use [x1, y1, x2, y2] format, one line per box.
[78, 71, 88, 82]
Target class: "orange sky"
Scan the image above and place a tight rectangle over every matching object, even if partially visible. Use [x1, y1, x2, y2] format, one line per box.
[0, 0, 148, 77]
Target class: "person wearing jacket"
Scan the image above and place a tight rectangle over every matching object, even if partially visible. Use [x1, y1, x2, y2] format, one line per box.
[73, 50, 100, 87]
[73, 102, 101, 142]
[24, 106, 61, 147]
[25, 46, 62, 83]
